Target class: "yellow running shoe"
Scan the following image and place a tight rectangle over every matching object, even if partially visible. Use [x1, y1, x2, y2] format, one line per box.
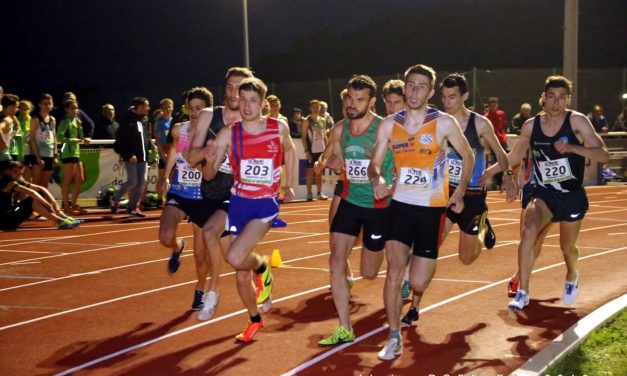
[318, 325, 355, 346]
[255, 258, 273, 304]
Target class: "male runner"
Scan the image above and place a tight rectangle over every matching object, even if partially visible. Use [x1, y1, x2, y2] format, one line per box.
[183, 67, 253, 320]
[482, 75, 609, 311]
[369, 64, 475, 360]
[317, 75, 395, 346]
[159, 87, 219, 313]
[400, 73, 516, 326]
[201, 77, 295, 342]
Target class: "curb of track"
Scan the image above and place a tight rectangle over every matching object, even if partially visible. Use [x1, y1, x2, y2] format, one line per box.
[512, 293, 627, 375]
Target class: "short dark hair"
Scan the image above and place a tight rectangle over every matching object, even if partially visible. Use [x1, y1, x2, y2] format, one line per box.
[132, 97, 149, 108]
[225, 67, 254, 81]
[39, 93, 53, 103]
[239, 77, 267, 99]
[439, 73, 469, 95]
[1, 94, 19, 108]
[382, 79, 404, 98]
[63, 99, 78, 109]
[544, 75, 572, 95]
[404, 64, 436, 89]
[186, 87, 213, 107]
[347, 74, 377, 99]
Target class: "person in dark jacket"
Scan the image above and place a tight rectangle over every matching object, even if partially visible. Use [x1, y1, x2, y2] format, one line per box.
[111, 97, 151, 217]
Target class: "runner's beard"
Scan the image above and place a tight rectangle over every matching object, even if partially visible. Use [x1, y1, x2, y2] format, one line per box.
[347, 108, 368, 120]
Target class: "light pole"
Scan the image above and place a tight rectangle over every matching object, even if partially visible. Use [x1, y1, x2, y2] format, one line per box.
[243, 0, 250, 68]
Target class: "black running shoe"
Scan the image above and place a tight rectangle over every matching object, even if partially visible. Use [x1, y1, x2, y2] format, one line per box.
[167, 239, 185, 274]
[192, 289, 204, 310]
[484, 218, 496, 249]
[401, 307, 419, 327]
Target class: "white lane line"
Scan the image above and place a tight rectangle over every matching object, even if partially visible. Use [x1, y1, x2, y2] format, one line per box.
[280, 266, 329, 272]
[432, 278, 493, 284]
[0, 249, 62, 254]
[281, 245, 627, 376]
[37, 241, 113, 247]
[0, 275, 55, 280]
[0, 305, 68, 311]
[55, 245, 627, 376]
[609, 232, 626, 236]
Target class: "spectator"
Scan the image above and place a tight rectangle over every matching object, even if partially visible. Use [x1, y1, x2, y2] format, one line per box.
[29, 94, 57, 188]
[613, 105, 627, 132]
[0, 161, 81, 229]
[11, 100, 33, 162]
[111, 97, 151, 217]
[288, 107, 304, 138]
[54, 92, 95, 141]
[319, 100, 334, 130]
[1, 94, 19, 172]
[484, 96, 508, 150]
[57, 99, 85, 214]
[587, 104, 610, 134]
[266, 95, 288, 121]
[509, 103, 532, 135]
[153, 98, 174, 207]
[301, 99, 328, 201]
[94, 104, 119, 139]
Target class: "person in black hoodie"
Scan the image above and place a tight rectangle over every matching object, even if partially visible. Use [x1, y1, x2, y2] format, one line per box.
[112, 97, 151, 217]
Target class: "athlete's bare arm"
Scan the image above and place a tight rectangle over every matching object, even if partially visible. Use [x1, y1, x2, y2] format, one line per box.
[201, 125, 231, 181]
[314, 120, 344, 174]
[185, 108, 215, 167]
[556, 111, 609, 163]
[279, 119, 296, 202]
[367, 115, 394, 200]
[440, 113, 474, 213]
[476, 114, 517, 201]
[161, 123, 182, 193]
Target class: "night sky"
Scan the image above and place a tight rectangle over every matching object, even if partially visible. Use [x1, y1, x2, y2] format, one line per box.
[2, 0, 625, 115]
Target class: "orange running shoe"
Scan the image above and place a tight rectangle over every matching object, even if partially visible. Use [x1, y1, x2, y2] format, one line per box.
[235, 321, 264, 343]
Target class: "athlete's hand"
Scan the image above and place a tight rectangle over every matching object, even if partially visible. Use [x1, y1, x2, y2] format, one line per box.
[313, 160, 325, 175]
[160, 178, 170, 193]
[283, 187, 295, 202]
[479, 169, 491, 190]
[326, 154, 343, 170]
[554, 140, 572, 154]
[202, 140, 217, 164]
[448, 190, 465, 213]
[371, 177, 391, 200]
[501, 175, 518, 202]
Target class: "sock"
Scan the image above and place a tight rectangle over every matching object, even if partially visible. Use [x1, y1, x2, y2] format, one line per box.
[250, 313, 262, 323]
[255, 262, 267, 275]
[389, 329, 400, 340]
[409, 306, 418, 312]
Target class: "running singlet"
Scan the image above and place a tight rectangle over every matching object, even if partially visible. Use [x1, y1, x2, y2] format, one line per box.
[530, 111, 584, 193]
[34, 113, 55, 158]
[447, 112, 485, 196]
[230, 118, 282, 199]
[340, 116, 394, 208]
[306, 116, 326, 153]
[169, 122, 202, 200]
[390, 108, 448, 207]
[201, 106, 233, 201]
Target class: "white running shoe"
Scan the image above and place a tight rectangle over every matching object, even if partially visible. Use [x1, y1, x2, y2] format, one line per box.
[377, 337, 403, 360]
[563, 272, 579, 305]
[197, 291, 219, 321]
[508, 290, 530, 311]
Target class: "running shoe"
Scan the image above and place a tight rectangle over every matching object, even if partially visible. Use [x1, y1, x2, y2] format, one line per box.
[318, 325, 355, 346]
[401, 279, 411, 300]
[191, 289, 204, 310]
[58, 218, 78, 229]
[317, 193, 329, 200]
[508, 277, 519, 298]
[198, 291, 219, 320]
[377, 337, 403, 360]
[168, 239, 185, 274]
[271, 217, 287, 228]
[401, 307, 419, 327]
[508, 290, 529, 311]
[562, 272, 579, 305]
[255, 259, 273, 304]
[129, 207, 146, 217]
[478, 212, 496, 249]
[306, 192, 313, 201]
[235, 321, 263, 343]
[346, 275, 354, 290]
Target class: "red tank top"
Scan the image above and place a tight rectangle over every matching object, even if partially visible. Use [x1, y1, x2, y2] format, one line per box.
[230, 118, 283, 198]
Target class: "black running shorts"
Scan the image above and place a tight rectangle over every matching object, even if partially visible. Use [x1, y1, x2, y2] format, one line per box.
[387, 200, 446, 259]
[330, 198, 389, 252]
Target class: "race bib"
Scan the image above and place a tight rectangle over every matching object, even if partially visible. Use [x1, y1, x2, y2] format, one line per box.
[447, 158, 462, 184]
[42, 131, 53, 142]
[241, 158, 273, 185]
[345, 158, 370, 184]
[176, 157, 202, 186]
[538, 158, 573, 184]
[399, 167, 431, 187]
[218, 154, 233, 174]
[311, 128, 325, 153]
